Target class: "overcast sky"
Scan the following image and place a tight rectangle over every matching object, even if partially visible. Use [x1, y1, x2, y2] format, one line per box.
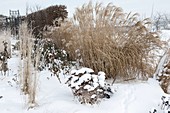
[0, 0, 170, 18]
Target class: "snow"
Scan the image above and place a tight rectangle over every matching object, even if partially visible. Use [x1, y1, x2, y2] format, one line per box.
[71, 67, 94, 75]
[79, 73, 91, 82]
[98, 71, 105, 80]
[0, 71, 165, 113]
[69, 68, 107, 92]
[84, 84, 95, 91]
[91, 94, 96, 99]
[1, 31, 170, 113]
[0, 63, 167, 113]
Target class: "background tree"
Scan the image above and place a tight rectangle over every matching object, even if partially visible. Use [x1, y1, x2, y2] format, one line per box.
[153, 13, 170, 30]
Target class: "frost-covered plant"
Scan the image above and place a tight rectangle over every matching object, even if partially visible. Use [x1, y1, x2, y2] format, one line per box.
[0, 41, 10, 75]
[149, 95, 170, 113]
[32, 38, 72, 82]
[66, 67, 113, 105]
[160, 95, 170, 110]
[0, 31, 11, 57]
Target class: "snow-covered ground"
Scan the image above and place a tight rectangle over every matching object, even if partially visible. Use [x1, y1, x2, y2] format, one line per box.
[0, 31, 170, 113]
[0, 70, 165, 113]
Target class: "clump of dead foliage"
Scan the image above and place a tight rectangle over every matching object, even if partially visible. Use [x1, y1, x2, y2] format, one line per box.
[45, 2, 161, 80]
[157, 60, 170, 94]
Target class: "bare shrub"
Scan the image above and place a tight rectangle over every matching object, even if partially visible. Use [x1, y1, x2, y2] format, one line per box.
[158, 61, 170, 94]
[46, 2, 161, 80]
[29, 38, 72, 83]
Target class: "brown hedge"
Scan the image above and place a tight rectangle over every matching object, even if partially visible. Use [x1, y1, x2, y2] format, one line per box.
[26, 5, 68, 38]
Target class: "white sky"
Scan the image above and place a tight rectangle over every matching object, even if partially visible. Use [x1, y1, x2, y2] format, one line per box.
[0, 0, 170, 18]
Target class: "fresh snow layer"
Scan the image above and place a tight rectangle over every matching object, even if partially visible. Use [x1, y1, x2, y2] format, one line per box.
[0, 57, 166, 113]
[71, 67, 94, 75]
[69, 68, 107, 91]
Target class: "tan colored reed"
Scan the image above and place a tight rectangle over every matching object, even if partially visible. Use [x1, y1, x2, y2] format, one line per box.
[45, 2, 161, 80]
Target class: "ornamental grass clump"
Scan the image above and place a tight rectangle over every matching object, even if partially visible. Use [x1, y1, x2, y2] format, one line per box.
[47, 2, 161, 80]
[19, 23, 39, 108]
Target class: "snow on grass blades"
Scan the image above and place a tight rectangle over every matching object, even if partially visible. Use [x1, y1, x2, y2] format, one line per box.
[66, 67, 113, 105]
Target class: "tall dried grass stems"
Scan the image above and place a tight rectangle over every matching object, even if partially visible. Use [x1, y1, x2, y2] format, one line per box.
[19, 23, 39, 108]
[45, 2, 161, 80]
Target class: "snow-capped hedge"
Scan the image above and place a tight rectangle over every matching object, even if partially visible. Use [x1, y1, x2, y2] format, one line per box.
[66, 67, 113, 105]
